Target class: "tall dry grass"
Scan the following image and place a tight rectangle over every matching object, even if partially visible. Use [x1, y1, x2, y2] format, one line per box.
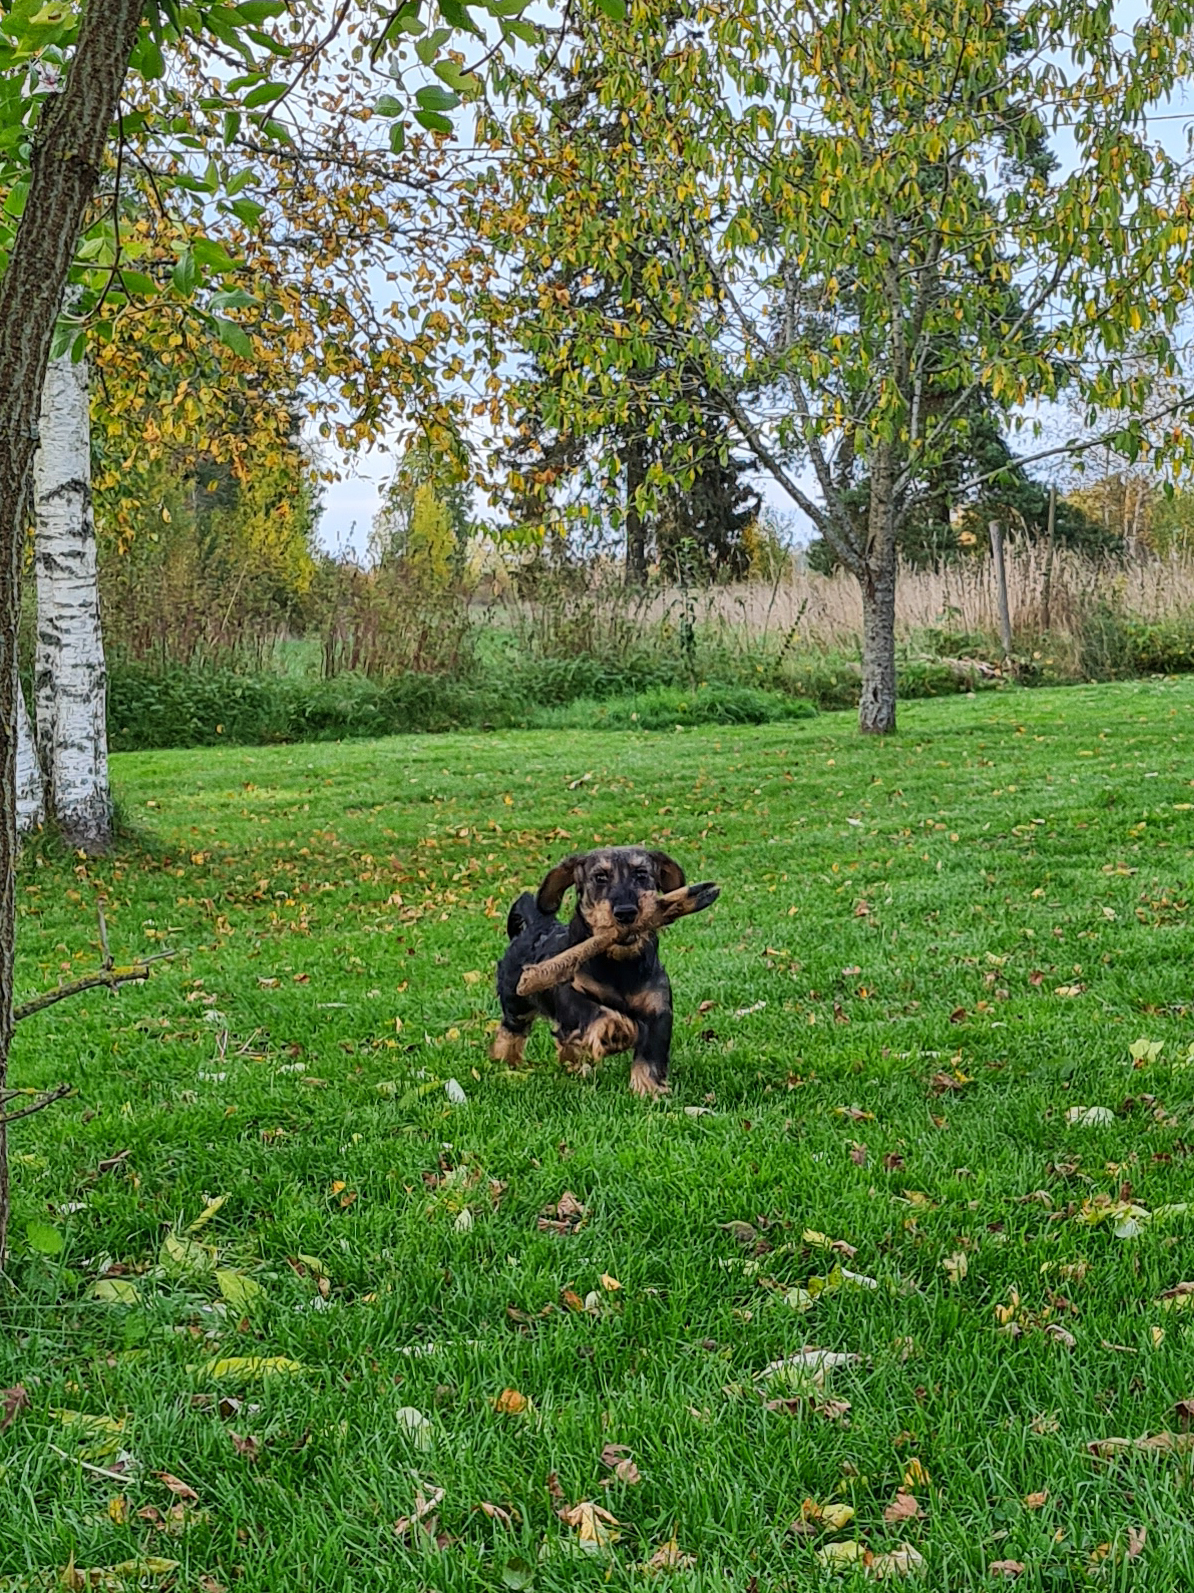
[627, 546, 1194, 651]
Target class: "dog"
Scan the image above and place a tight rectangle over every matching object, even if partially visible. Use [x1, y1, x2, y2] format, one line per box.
[491, 846, 708, 1096]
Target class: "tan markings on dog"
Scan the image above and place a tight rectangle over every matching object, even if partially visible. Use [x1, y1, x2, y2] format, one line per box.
[582, 898, 619, 933]
[629, 1060, 669, 1097]
[581, 1009, 637, 1058]
[490, 1025, 527, 1066]
[626, 985, 669, 1017]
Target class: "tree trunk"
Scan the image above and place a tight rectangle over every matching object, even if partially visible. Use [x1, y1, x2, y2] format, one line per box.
[34, 345, 111, 852]
[16, 683, 44, 837]
[0, 0, 146, 1262]
[624, 438, 647, 586]
[857, 446, 899, 734]
[858, 565, 897, 734]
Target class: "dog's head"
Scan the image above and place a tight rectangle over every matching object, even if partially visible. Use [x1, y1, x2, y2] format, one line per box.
[536, 846, 685, 932]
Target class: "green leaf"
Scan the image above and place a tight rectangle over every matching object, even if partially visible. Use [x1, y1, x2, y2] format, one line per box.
[215, 1269, 266, 1313]
[228, 197, 266, 227]
[592, 0, 626, 17]
[243, 81, 287, 109]
[415, 84, 459, 113]
[161, 1232, 214, 1276]
[26, 1219, 63, 1256]
[502, 1558, 536, 1590]
[414, 109, 454, 135]
[199, 1355, 305, 1380]
[214, 317, 253, 359]
[171, 250, 198, 296]
[88, 1278, 140, 1306]
[389, 121, 407, 154]
[376, 93, 404, 117]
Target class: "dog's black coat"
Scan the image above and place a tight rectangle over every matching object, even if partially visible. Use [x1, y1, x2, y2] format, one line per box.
[492, 847, 685, 1095]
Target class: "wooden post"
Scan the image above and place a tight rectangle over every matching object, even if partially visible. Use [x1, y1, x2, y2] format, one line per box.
[1041, 484, 1056, 633]
[989, 518, 1013, 659]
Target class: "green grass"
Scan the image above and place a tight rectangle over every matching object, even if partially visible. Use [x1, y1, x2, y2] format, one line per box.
[4, 677, 1194, 1590]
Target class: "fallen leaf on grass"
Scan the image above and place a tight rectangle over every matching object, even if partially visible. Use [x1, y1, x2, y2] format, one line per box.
[393, 1485, 445, 1539]
[60, 1557, 180, 1591]
[107, 1496, 128, 1525]
[1128, 1525, 1147, 1559]
[800, 1498, 855, 1531]
[600, 1443, 640, 1483]
[215, 1270, 265, 1313]
[902, 1458, 930, 1490]
[868, 1545, 926, 1579]
[199, 1357, 304, 1381]
[719, 1220, 759, 1247]
[155, 1472, 197, 1501]
[1054, 984, 1085, 997]
[758, 1348, 858, 1390]
[87, 1278, 140, 1306]
[930, 1070, 971, 1091]
[1088, 1431, 1194, 1460]
[835, 1106, 875, 1123]
[501, 1555, 535, 1590]
[884, 1491, 923, 1523]
[600, 1272, 621, 1291]
[1024, 1491, 1049, 1510]
[476, 1500, 513, 1526]
[187, 1194, 228, 1232]
[851, 1142, 868, 1166]
[1065, 1105, 1114, 1128]
[492, 1388, 531, 1415]
[396, 1407, 433, 1451]
[538, 1191, 587, 1235]
[1043, 1323, 1076, 1349]
[644, 1536, 696, 1573]
[942, 1252, 968, 1285]
[989, 1561, 1025, 1578]
[229, 1432, 259, 1461]
[0, 1384, 29, 1431]
[557, 1499, 619, 1552]
[816, 1540, 864, 1568]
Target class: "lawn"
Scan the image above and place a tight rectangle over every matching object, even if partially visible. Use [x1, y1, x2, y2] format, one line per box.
[3, 676, 1194, 1591]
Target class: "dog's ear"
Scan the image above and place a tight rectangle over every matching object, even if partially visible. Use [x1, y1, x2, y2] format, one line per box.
[650, 851, 686, 893]
[537, 854, 584, 913]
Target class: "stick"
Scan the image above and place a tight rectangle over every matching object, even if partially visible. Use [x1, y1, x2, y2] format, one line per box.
[517, 882, 719, 997]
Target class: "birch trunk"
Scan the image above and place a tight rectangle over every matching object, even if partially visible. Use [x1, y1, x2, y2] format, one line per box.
[15, 682, 44, 836]
[33, 346, 111, 853]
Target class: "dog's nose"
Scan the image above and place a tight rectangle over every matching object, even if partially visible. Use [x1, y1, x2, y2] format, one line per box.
[613, 903, 638, 925]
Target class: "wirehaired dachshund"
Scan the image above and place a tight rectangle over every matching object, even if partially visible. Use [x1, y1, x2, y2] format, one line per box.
[491, 846, 714, 1096]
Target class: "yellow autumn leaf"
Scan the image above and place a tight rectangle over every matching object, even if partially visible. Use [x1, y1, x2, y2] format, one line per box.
[199, 1356, 305, 1381]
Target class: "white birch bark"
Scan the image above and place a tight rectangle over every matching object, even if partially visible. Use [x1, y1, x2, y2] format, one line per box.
[15, 679, 44, 836]
[33, 345, 111, 853]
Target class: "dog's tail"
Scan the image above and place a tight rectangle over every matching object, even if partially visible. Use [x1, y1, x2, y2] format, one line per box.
[505, 891, 545, 940]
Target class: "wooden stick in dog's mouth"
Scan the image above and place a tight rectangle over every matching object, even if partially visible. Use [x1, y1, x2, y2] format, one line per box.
[516, 882, 719, 997]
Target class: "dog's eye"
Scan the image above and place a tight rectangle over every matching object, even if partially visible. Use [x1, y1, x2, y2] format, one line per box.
[635, 870, 652, 884]
[591, 871, 609, 885]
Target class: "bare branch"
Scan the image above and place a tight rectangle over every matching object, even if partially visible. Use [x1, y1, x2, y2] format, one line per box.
[13, 957, 172, 1025]
[0, 1084, 74, 1127]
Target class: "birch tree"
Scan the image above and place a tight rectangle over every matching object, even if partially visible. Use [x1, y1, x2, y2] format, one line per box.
[0, 0, 542, 1260]
[34, 343, 111, 853]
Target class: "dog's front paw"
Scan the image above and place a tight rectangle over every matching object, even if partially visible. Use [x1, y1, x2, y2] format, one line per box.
[587, 1010, 638, 1058]
[629, 1061, 670, 1098]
